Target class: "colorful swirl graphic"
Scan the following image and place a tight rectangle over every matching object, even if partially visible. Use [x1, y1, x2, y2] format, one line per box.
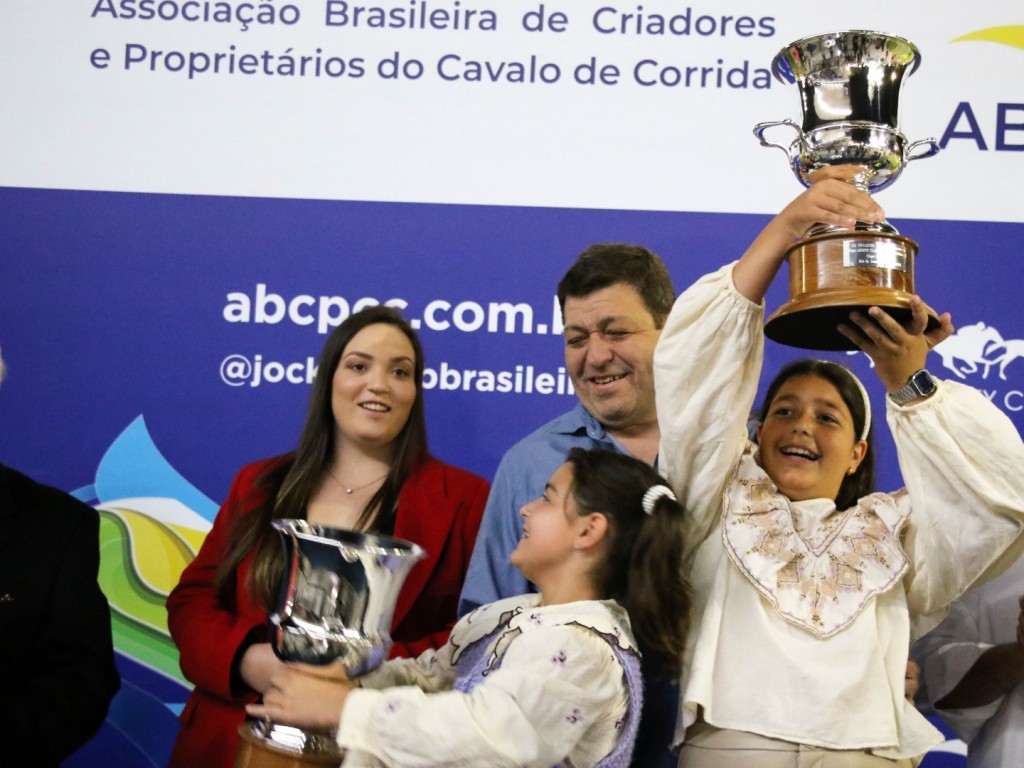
[69, 415, 217, 767]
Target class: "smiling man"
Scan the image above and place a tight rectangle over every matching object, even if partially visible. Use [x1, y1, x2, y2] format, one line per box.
[460, 243, 673, 612]
[458, 243, 677, 767]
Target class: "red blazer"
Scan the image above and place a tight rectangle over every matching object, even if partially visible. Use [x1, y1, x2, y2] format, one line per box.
[166, 454, 488, 768]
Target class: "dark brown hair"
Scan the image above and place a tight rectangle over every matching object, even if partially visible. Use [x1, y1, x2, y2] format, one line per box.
[214, 305, 429, 610]
[556, 243, 675, 329]
[564, 447, 690, 675]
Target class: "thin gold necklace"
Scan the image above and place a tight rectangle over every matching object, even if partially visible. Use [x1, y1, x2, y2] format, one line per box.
[327, 466, 388, 495]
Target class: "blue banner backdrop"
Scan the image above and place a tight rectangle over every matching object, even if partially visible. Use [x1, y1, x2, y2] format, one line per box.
[3, 188, 1022, 494]
[2, 2, 1022, 764]
[2, 187, 1022, 765]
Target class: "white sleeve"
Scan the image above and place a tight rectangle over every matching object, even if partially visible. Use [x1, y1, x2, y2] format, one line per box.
[915, 592, 1001, 743]
[337, 625, 627, 768]
[890, 380, 1024, 623]
[357, 643, 456, 694]
[654, 262, 765, 549]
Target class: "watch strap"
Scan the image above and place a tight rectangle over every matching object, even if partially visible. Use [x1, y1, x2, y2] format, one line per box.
[889, 369, 936, 405]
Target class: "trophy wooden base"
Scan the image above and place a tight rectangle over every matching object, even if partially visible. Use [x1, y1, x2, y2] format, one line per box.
[764, 229, 938, 350]
[235, 724, 343, 768]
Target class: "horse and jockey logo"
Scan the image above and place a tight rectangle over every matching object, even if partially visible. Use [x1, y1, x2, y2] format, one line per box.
[849, 321, 1023, 380]
[846, 320, 1024, 419]
[932, 321, 1024, 380]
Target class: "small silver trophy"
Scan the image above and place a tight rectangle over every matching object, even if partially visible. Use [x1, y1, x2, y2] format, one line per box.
[236, 520, 426, 768]
[754, 31, 941, 350]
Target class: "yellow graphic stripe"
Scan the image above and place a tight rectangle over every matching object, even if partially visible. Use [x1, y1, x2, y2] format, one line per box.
[104, 506, 198, 595]
[953, 26, 1024, 51]
[166, 522, 206, 555]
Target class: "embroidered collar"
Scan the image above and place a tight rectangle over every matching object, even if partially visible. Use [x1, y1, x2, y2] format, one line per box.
[450, 594, 638, 663]
[721, 445, 910, 638]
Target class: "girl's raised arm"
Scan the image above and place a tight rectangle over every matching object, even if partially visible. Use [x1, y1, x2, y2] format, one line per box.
[733, 167, 885, 304]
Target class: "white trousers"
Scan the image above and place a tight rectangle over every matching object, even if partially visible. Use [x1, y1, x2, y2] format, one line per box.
[678, 722, 917, 768]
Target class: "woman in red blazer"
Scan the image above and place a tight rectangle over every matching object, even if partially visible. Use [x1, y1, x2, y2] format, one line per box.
[166, 306, 489, 768]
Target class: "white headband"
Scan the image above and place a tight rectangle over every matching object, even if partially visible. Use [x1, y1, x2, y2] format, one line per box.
[817, 360, 871, 442]
[849, 369, 872, 443]
[641, 485, 676, 516]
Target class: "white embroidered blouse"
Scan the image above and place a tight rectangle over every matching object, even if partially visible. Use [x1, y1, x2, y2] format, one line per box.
[336, 594, 636, 767]
[653, 263, 1024, 759]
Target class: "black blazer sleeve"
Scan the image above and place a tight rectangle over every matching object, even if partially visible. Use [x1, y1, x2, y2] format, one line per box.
[0, 466, 121, 766]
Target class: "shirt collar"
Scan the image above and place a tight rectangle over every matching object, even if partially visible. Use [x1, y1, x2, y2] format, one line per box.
[550, 403, 661, 472]
[551, 402, 608, 440]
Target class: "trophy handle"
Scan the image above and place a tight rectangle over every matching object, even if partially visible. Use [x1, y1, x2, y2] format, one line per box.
[753, 119, 803, 155]
[905, 137, 940, 162]
[270, 529, 302, 626]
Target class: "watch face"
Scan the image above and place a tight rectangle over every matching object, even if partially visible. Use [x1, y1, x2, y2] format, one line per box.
[911, 370, 937, 395]
[890, 369, 936, 404]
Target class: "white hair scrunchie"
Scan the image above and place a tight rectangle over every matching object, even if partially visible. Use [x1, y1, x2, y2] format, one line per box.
[641, 485, 677, 516]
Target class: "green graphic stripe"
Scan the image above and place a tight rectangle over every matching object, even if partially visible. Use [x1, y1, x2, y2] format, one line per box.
[111, 611, 188, 687]
[98, 510, 171, 632]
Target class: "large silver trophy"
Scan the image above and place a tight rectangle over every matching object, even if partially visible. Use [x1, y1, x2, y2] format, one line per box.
[236, 520, 426, 768]
[753, 31, 941, 350]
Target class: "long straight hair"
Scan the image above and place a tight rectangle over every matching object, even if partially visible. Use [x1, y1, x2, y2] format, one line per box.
[214, 306, 429, 610]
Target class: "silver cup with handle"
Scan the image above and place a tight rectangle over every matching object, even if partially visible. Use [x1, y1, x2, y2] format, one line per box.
[236, 520, 426, 768]
[753, 31, 942, 350]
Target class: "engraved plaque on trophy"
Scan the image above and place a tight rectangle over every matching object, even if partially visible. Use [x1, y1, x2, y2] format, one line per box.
[753, 31, 941, 350]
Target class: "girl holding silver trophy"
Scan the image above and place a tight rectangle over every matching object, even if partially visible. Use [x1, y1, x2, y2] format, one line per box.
[654, 170, 1024, 766]
[166, 306, 489, 768]
[248, 447, 691, 767]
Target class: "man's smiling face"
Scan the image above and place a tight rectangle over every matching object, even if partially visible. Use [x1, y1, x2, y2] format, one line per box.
[562, 283, 661, 434]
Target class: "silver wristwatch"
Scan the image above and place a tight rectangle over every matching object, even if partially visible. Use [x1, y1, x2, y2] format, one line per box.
[888, 369, 937, 405]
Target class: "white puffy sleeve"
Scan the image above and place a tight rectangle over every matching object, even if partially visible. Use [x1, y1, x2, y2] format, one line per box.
[889, 380, 1024, 628]
[356, 644, 457, 694]
[654, 262, 765, 550]
[337, 625, 628, 768]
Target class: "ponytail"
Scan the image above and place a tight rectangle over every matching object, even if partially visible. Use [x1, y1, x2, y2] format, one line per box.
[565, 448, 691, 675]
[626, 486, 690, 675]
